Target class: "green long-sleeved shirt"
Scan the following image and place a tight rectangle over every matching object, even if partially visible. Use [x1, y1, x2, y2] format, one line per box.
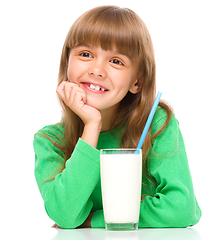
[33, 107, 201, 228]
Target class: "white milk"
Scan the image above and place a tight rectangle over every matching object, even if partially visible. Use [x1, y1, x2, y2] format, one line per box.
[100, 152, 142, 224]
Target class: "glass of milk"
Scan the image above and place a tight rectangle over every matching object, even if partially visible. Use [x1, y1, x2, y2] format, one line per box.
[100, 149, 142, 231]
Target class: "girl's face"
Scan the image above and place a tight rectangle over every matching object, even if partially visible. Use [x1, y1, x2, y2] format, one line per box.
[67, 44, 139, 114]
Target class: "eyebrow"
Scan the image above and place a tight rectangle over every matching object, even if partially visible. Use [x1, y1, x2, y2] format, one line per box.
[74, 43, 133, 64]
[75, 44, 127, 57]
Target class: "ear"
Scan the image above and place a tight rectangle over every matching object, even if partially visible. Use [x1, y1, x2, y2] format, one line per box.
[129, 76, 143, 94]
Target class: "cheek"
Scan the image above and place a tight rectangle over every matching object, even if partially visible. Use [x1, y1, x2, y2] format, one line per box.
[114, 73, 134, 91]
[67, 68, 74, 82]
[67, 63, 80, 83]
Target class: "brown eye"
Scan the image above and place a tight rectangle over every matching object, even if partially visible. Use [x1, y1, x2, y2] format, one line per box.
[110, 59, 123, 65]
[80, 52, 93, 58]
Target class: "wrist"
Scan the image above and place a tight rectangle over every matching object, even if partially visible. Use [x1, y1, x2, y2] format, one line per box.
[81, 122, 102, 148]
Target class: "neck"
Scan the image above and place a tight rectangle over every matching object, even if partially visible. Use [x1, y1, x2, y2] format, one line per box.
[100, 104, 119, 132]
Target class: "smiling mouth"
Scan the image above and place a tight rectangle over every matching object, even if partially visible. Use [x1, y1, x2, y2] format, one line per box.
[82, 83, 108, 92]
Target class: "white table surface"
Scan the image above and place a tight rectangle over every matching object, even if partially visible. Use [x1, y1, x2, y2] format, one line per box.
[51, 228, 201, 240]
[8, 226, 209, 240]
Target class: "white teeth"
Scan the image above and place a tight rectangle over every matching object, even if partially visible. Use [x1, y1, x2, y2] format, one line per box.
[89, 84, 106, 91]
[90, 84, 96, 90]
[95, 85, 100, 91]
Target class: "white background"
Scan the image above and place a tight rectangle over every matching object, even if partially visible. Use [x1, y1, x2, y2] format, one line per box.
[1, 0, 214, 239]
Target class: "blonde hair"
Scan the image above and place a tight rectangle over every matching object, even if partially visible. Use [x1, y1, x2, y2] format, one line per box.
[45, 6, 172, 181]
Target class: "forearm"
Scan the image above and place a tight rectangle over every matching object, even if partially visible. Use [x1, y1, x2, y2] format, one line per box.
[34, 136, 101, 229]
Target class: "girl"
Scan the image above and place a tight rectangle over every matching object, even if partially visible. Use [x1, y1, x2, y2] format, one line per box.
[33, 5, 201, 229]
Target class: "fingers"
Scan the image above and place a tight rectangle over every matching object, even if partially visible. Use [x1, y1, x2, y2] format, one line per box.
[56, 81, 77, 101]
[64, 82, 82, 100]
[56, 81, 86, 109]
[66, 84, 81, 103]
[72, 90, 87, 108]
[56, 81, 67, 102]
[57, 81, 102, 127]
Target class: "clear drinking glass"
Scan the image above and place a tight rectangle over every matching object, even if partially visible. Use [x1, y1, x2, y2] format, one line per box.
[100, 149, 142, 231]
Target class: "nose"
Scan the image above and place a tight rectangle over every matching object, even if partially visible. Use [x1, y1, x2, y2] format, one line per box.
[88, 60, 107, 79]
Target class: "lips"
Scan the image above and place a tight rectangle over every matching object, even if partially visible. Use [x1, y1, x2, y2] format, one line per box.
[81, 82, 109, 92]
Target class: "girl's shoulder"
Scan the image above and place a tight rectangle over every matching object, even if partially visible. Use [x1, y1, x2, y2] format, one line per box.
[151, 106, 177, 135]
[34, 122, 65, 143]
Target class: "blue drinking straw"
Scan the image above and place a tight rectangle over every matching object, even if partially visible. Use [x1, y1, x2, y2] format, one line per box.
[136, 91, 162, 150]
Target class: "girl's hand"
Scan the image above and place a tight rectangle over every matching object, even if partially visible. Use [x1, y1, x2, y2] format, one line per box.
[57, 81, 102, 148]
[56, 81, 102, 126]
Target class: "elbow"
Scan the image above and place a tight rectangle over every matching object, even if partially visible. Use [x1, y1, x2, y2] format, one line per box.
[178, 201, 202, 227]
[54, 222, 78, 229]
[164, 199, 202, 228]
[48, 213, 81, 229]
[45, 205, 82, 229]
[161, 184, 202, 228]
[44, 199, 93, 229]
[56, 222, 79, 229]
[54, 217, 80, 229]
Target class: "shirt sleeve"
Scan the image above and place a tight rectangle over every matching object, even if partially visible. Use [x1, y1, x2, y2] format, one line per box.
[34, 135, 100, 229]
[138, 112, 202, 227]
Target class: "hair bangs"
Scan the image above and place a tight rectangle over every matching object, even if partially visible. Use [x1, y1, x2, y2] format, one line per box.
[68, 6, 142, 61]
